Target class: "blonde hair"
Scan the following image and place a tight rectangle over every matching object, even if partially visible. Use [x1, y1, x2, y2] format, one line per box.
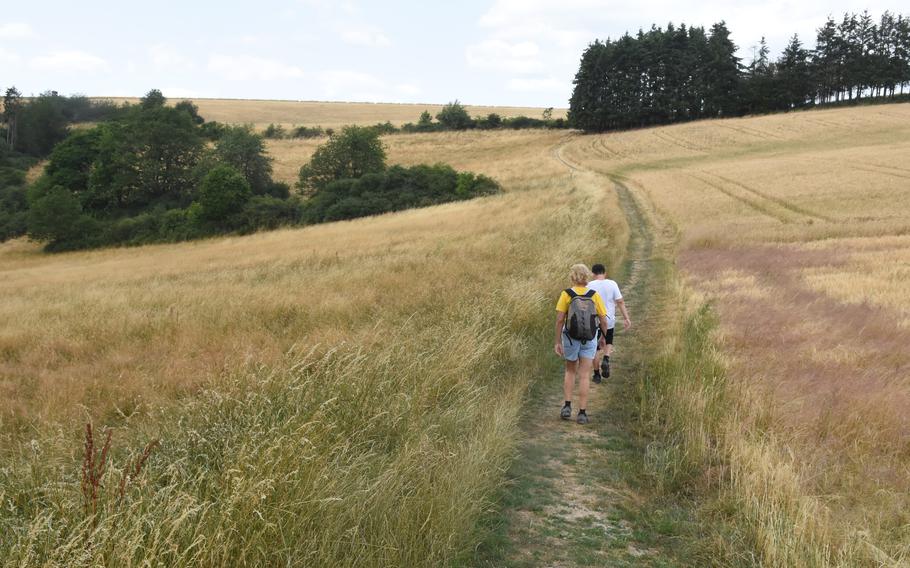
[568, 263, 593, 286]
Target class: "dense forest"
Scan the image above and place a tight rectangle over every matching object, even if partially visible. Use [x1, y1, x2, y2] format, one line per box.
[0, 90, 499, 252]
[569, 11, 910, 131]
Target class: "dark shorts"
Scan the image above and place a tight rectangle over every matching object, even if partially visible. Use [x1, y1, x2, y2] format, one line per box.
[596, 327, 615, 346]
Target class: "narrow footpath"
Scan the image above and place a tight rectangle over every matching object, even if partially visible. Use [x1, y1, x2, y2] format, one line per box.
[480, 138, 692, 567]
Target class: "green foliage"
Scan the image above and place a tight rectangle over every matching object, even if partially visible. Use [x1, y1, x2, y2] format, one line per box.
[15, 92, 71, 157]
[45, 128, 101, 194]
[290, 125, 325, 138]
[435, 100, 473, 130]
[570, 11, 910, 132]
[195, 165, 252, 223]
[212, 125, 273, 194]
[27, 184, 99, 249]
[297, 125, 386, 195]
[240, 195, 302, 231]
[263, 123, 287, 139]
[140, 89, 166, 109]
[303, 164, 500, 223]
[174, 100, 205, 124]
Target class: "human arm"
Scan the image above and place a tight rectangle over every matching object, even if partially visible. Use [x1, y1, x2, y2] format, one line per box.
[554, 311, 566, 356]
[616, 298, 632, 330]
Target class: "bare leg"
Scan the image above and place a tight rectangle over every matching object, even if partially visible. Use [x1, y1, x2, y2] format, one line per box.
[605, 344, 613, 358]
[594, 348, 605, 372]
[577, 357, 593, 409]
[563, 360, 578, 402]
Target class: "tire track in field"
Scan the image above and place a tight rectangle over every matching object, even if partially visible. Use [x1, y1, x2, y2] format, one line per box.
[686, 172, 794, 223]
[707, 172, 835, 223]
[652, 130, 705, 153]
[715, 122, 786, 141]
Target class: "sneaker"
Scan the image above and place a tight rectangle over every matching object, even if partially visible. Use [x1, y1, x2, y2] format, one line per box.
[577, 411, 589, 425]
[601, 357, 611, 378]
[592, 370, 602, 384]
[560, 404, 572, 420]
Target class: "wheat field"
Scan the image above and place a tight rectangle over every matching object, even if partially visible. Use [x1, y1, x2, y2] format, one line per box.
[0, 124, 619, 566]
[4, 100, 910, 566]
[97, 97, 566, 129]
[563, 102, 910, 566]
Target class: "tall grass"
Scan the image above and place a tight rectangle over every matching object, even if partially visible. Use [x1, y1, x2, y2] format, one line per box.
[0, 146, 617, 565]
[638, 275, 909, 566]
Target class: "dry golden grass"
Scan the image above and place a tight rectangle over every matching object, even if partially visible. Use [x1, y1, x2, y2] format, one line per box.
[97, 97, 566, 129]
[267, 129, 570, 189]
[0, 124, 625, 565]
[564, 103, 910, 566]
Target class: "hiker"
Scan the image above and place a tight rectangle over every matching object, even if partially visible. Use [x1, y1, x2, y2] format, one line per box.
[554, 263, 610, 425]
[586, 263, 632, 384]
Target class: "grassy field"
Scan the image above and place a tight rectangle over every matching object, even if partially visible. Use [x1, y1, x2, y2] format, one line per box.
[563, 102, 910, 566]
[96, 97, 566, 129]
[0, 124, 615, 565]
[3, 100, 910, 566]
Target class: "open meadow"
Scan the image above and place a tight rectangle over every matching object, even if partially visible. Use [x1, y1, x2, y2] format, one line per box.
[3, 100, 910, 566]
[0, 119, 619, 566]
[562, 102, 910, 566]
[96, 97, 566, 130]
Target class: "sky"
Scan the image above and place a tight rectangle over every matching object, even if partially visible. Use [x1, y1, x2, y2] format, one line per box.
[0, 0, 897, 108]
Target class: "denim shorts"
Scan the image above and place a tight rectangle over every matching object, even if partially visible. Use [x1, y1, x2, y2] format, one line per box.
[561, 333, 597, 361]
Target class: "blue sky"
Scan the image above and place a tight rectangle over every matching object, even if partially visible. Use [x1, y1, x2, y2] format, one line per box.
[0, 0, 896, 107]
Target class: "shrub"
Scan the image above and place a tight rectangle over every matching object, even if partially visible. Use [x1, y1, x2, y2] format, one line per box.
[297, 126, 386, 195]
[213, 126, 273, 195]
[435, 101, 473, 130]
[27, 184, 100, 249]
[195, 165, 252, 223]
[303, 164, 501, 223]
[241, 195, 302, 231]
[263, 123, 287, 139]
[290, 125, 325, 138]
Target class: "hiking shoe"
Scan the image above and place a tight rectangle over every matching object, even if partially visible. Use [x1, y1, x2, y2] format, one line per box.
[601, 358, 611, 378]
[560, 404, 572, 420]
[577, 412, 589, 425]
[592, 370, 602, 384]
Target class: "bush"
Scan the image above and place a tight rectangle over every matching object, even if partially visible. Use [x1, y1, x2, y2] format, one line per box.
[27, 184, 100, 249]
[290, 125, 325, 139]
[435, 101, 473, 130]
[200, 121, 227, 141]
[213, 126, 273, 195]
[303, 164, 501, 223]
[263, 123, 287, 139]
[297, 126, 386, 195]
[195, 165, 252, 223]
[241, 195, 302, 231]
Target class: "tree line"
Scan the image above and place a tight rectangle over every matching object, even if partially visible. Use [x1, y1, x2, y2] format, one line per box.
[261, 101, 567, 140]
[569, 11, 910, 131]
[1, 89, 500, 252]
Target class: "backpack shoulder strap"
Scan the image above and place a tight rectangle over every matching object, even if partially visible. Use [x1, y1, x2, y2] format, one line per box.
[583, 289, 596, 298]
[565, 288, 578, 298]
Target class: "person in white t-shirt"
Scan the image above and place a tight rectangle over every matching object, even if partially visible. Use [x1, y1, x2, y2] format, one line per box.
[586, 263, 632, 383]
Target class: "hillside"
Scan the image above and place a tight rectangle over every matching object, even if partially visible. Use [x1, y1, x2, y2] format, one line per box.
[3, 102, 909, 566]
[93, 97, 567, 129]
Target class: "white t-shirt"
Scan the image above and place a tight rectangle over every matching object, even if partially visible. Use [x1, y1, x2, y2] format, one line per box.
[586, 278, 623, 328]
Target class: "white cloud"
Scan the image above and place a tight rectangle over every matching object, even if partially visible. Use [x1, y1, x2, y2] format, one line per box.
[31, 50, 110, 73]
[0, 22, 36, 40]
[466, 39, 543, 73]
[207, 54, 304, 81]
[319, 70, 386, 100]
[162, 87, 200, 98]
[149, 44, 194, 71]
[340, 27, 391, 47]
[396, 83, 421, 96]
[508, 77, 566, 92]
[0, 47, 21, 65]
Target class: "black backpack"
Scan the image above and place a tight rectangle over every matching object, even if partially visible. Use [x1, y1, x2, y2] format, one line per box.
[564, 289, 598, 342]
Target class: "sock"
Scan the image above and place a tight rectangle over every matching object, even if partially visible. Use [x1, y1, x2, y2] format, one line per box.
[579, 409, 587, 415]
[605, 355, 610, 360]
[564, 401, 571, 407]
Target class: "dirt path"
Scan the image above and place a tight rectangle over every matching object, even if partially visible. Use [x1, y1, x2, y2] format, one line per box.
[480, 138, 689, 567]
